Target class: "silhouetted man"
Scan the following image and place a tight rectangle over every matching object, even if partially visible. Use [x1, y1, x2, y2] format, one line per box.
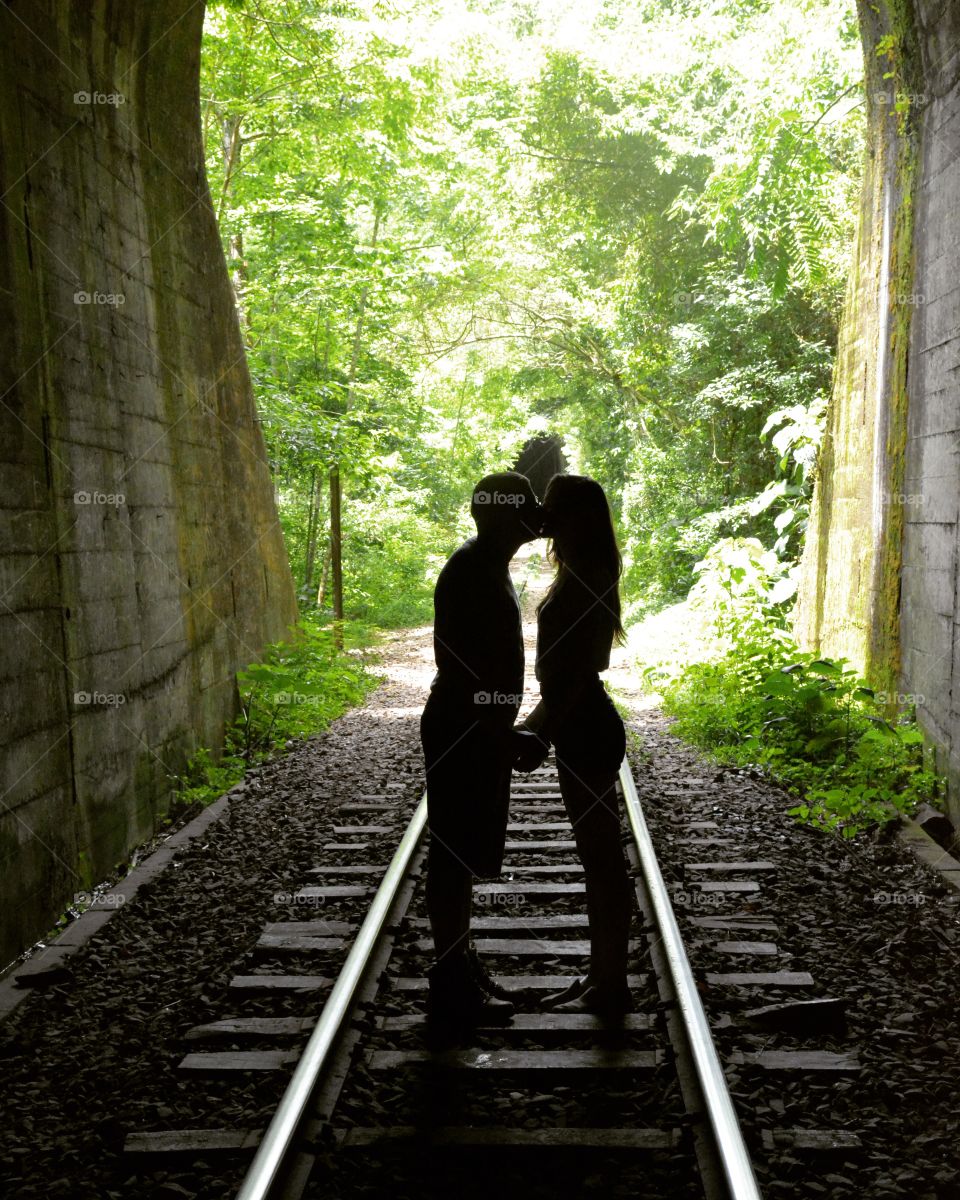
[420, 471, 542, 1024]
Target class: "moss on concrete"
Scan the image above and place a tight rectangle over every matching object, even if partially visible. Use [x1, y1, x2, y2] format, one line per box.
[796, 0, 922, 704]
[0, 2, 296, 965]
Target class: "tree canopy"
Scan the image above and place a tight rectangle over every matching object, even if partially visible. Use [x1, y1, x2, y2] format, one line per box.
[201, 0, 864, 625]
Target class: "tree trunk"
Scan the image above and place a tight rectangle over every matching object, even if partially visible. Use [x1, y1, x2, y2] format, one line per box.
[317, 540, 332, 609]
[329, 463, 344, 647]
[219, 113, 248, 327]
[327, 206, 382, 645]
[302, 468, 320, 598]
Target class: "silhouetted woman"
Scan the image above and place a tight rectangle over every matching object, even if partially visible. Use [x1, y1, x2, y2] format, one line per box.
[517, 474, 632, 1016]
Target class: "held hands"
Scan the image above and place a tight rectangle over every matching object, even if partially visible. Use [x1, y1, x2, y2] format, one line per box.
[511, 727, 550, 773]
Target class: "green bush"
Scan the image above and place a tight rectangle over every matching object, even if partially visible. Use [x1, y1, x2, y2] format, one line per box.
[341, 501, 449, 628]
[169, 613, 378, 813]
[645, 539, 940, 835]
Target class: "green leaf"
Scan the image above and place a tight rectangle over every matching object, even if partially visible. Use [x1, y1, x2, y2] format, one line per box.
[762, 672, 796, 695]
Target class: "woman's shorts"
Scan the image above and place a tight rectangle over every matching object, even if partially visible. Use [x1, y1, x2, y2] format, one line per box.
[552, 683, 625, 777]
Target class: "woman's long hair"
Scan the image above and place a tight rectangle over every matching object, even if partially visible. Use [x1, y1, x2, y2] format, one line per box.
[537, 474, 626, 646]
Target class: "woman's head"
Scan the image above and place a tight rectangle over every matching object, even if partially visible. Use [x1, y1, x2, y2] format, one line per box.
[538, 474, 625, 644]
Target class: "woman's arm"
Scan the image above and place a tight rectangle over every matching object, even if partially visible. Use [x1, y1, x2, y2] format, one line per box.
[519, 669, 595, 743]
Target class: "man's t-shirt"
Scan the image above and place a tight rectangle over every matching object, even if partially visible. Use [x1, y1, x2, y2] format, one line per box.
[427, 536, 524, 726]
[421, 537, 524, 875]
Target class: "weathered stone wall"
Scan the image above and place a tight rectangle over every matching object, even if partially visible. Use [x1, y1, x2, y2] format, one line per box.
[900, 0, 960, 819]
[797, 0, 960, 820]
[795, 0, 920, 693]
[0, 1, 297, 964]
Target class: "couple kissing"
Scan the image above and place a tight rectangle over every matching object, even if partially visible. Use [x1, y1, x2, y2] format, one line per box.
[420, 470, 631, 1029]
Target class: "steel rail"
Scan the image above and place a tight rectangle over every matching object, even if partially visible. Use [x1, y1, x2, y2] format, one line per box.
[235, 792, 429, 1200]
[619, 758, 763, 1200]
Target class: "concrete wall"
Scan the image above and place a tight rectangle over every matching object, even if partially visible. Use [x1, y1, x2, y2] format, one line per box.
[795, 0, 919, 691]
[0, 1, 297, 964]
[796, 0, 960, 820]
[900, 0, 960, 819]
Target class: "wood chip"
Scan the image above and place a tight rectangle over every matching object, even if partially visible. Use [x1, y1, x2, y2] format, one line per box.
[185, 1017, 315, 1041]
[413, 937, 640, 956]
[729, 1050, 860, 1072]
[295, 885, 372, 898]
[503, 840, 578, 851]
[393, 973, 649, 991]
[378, 1012, 654, 1032]
[229, 975, 332, 992]
[366, 1049, 664, 1071]
[711, 941, 778, 955]
[337, 1126, 680, 1149]
[706, 971, 815, 987]
[256, 933, 345, 952]
[761, 1129, 863, 1151]
[474, 882, 585, 895]
[124, 1129, 263, 1155]
[684, 861, 777, 871]
[179, 1050, 297, 1072]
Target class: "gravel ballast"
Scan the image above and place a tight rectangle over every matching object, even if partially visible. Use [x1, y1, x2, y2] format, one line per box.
[1, 604, 959, 1199]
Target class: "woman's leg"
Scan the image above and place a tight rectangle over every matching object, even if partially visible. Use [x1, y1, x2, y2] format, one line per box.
[557, 759, 632, 990]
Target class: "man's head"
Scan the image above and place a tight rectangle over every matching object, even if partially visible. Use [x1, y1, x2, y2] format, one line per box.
[471, 472, 541, 549]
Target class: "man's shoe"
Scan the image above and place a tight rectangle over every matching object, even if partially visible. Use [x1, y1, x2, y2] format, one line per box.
[427, 952, 514, 1026]
[467, 942, 516, 1002]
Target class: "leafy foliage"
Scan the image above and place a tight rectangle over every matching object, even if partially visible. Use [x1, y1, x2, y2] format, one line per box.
[171, 614, 377, 810]
[197, 1, 924, 840]
[201, 0, 865, 626]
[646, 542, 940, 835]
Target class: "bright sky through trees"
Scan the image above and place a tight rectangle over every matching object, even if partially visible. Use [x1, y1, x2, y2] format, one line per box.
[203, 0, 864, 625]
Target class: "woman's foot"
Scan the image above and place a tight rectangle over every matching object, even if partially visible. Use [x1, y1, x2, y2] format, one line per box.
[541, 977, 632, 1018]
[539, 976, 590, 1009]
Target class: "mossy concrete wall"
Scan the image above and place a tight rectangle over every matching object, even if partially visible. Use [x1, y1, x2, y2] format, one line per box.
[0, 1, 297, 965]
[795, 0, 918, 689]
[899, 1, 960, 819]
[797, 0, 960, 820]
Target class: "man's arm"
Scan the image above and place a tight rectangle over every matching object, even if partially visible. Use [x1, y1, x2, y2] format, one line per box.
[434, 552, 519, 715]
[433, 558, 486, 692]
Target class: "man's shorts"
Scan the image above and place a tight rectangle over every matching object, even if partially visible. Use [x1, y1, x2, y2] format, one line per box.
[420, 699, 514, 879]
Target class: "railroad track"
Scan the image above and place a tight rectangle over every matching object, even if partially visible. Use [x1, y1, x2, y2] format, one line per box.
[118, 735, 866, 1200]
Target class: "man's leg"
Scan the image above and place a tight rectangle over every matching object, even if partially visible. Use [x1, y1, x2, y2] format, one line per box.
[424, 835, 513, 1024]
[425, 834, 473, 963]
